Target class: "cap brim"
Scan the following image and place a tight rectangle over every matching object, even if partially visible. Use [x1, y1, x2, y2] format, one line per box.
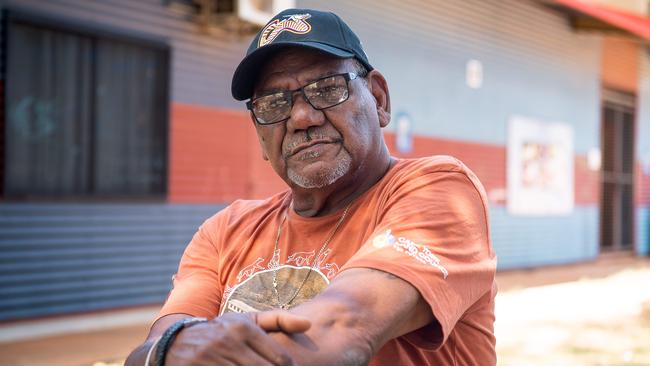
[231, 41, 355, 101]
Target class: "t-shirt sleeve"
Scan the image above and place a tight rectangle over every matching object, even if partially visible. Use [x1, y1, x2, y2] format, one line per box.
[340, 163, 496, 350]
[156, 213, 224, 321]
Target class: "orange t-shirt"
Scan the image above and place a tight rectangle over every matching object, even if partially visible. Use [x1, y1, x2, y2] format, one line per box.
[159, 155, 497, 365]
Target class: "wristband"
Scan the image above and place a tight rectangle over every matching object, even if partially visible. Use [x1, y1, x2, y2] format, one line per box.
[155, 317, 207, 366]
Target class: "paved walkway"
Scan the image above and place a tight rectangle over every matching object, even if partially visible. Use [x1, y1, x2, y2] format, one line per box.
[0, 254, 647, 366]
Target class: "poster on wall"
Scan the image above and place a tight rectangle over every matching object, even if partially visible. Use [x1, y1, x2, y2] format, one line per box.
[507, 115, 574, 216]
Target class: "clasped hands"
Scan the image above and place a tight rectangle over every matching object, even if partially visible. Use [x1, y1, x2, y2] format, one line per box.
[165, 310, 311, 366]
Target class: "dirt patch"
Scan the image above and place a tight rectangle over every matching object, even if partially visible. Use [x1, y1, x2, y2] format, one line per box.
[496, 267, 650, 366]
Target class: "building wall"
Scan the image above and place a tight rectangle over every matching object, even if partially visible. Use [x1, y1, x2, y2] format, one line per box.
[0, 0, 633, 319]
[0, 0, 256, 320]
[167, 0, 604, 268]
[601, 37, 640, 93]
[302, 0, 602, 268]
[305, 0, 602, 152]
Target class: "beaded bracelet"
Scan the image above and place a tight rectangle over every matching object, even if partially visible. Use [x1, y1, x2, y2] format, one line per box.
[155, 317, 207, 366]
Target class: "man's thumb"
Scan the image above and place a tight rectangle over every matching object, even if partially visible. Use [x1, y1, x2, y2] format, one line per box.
[255, 310, 311, 333]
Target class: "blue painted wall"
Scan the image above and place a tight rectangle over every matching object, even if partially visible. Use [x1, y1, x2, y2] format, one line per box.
[490, 205, 599, 269]
[638, 208, 650, 256]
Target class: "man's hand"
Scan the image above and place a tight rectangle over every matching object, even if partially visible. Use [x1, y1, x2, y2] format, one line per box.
[263, 268, 436, 365]
[126, 311, 310, 366]
[166, 311, 310, 366]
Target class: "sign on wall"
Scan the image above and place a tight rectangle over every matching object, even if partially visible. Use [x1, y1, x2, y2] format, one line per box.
[507, 116, 574, 216]
[395, 112, 413, 154]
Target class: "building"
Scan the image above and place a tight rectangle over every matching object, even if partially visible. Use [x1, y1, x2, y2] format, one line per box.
[0, 0, 648, 321]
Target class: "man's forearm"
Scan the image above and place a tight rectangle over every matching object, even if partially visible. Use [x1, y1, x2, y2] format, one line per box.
[268, 267, 433, 365]
[125, 338, 157, 366]
[125, 313, 190, 366]
[125, 268, 431, 366]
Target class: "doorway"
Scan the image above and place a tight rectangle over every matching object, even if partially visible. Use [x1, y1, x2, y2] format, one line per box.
[600, 89, 635, 252]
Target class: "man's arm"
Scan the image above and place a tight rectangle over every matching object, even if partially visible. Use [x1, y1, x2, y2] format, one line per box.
[271, 267, 434, 365]
[126, 267, 431, 366]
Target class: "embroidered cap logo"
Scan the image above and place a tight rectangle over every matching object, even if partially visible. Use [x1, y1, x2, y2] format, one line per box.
[258, 14, 312, 47]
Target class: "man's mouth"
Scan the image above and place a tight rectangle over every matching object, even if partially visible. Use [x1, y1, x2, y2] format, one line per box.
[287, 138, 341, 157]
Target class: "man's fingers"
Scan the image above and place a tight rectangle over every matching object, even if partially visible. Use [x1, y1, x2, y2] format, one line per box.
[256, 310, 311, 333]
[224, 342, 279, 366]
[243, 331, 294, 366]
[206, 314, 295, 366]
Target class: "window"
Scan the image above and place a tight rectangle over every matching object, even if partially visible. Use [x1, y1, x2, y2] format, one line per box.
[3, 12, 169, 199]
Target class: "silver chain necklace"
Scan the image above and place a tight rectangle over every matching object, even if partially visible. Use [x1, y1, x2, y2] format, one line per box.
[271, 200, 352, 309]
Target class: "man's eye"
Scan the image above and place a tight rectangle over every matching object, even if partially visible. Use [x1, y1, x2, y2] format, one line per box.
[260, 97, 287, 110]
[315, 86, 339, 95]
[269, 99, 286, 108]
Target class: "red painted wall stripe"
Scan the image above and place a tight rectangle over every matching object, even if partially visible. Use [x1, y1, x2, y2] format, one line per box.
[637, 165, 650, 206]
[384, 134, 600, 206]
[169, 103, 607, 206]
[169, 103, 285, 203]
[169, 103, 249, 202]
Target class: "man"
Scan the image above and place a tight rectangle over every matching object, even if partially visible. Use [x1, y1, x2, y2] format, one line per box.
[126, 8, 496, 366]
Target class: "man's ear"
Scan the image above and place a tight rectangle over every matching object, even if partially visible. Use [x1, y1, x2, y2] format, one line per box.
[251, 112, 270, 161]
[367, 70, 391, 128]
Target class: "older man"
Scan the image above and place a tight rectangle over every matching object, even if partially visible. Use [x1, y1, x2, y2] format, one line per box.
[127, 8, 496, 366]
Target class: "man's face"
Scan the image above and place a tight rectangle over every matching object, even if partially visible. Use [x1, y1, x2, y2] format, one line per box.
[251, 48, 389, 190]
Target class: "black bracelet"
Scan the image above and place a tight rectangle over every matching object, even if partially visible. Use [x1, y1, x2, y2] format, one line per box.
[155, 317, 207, 366]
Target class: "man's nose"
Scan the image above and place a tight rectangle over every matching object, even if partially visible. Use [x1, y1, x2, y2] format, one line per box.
[285, 91, 326, 132]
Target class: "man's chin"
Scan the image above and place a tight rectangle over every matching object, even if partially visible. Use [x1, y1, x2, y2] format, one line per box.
[287, 160, 352, 190]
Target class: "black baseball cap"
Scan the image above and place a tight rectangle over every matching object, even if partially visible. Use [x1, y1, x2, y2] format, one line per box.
[231, 8, 373, 101]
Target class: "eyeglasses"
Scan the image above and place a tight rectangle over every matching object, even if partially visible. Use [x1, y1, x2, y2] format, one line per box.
[246, 72, 361, 125]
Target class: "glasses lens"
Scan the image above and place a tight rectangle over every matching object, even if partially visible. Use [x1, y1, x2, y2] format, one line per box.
[252, 92, 291, 124]
[304, 75, 349, 109]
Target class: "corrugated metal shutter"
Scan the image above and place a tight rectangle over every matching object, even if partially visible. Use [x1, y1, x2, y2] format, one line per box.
[0, 203, 222, 321]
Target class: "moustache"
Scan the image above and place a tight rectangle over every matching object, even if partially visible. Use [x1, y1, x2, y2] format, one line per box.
[283, 132, 342, 158]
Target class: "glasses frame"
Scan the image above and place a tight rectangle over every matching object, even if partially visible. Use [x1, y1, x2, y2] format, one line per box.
[246, 72, 361, 126]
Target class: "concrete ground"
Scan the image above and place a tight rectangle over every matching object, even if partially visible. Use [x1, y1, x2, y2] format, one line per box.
[496, 256, 650, 366]
[0, 254, 648, 366]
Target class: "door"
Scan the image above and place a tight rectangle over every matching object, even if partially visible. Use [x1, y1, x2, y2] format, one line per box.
[600, 89, 635, 252]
